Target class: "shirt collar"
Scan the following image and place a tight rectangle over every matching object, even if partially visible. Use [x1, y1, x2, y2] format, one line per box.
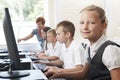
[64, 39, 75, 50]
[54, 41, 59, 49]
[89, 34, 108, 52]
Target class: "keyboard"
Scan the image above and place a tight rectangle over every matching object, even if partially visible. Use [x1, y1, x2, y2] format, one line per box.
[28, 55, 39, 61]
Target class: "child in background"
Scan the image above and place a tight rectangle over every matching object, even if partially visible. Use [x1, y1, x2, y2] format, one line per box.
[39, 27, 51, 52]
[37, 29, 62, 61]
[41, 20, 85, 80]
[28, 27, 51, 60]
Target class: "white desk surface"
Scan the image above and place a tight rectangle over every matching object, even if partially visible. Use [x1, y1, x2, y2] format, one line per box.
[0, 70, 48, 80]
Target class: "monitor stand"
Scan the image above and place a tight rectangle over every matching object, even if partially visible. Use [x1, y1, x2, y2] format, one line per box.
[0, 62, 30, 78]
[0, 71, 30, 78]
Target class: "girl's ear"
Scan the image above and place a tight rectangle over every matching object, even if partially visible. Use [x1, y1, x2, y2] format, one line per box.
[101, 22, 107, 34]
[103, 22, 107, 28]
[102, 22, 107, 31]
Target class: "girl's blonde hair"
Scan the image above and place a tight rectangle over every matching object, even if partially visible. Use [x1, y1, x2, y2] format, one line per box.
[47, 29, 57, 37]
[80, 5, 107, 34]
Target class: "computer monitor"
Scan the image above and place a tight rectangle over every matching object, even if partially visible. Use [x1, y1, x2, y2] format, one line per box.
[0, 8, 30, 78]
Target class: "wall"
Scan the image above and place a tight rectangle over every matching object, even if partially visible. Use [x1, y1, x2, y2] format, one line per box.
[46, 0, 120, 42]
[105, 0, 120, 41]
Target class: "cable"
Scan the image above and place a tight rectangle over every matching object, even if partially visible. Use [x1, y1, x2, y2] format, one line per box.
[0, 61, 13, 71]
[0, 59, 9, 67]
[0, 59, 10, 71]
[0, 64, 9, 70]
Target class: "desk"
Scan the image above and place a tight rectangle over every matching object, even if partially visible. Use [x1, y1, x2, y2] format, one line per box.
[0, 70, 48, 80]
[0, 58, 32, 71]
[0, 52, 26, 59]
[0, 44, 48, 79]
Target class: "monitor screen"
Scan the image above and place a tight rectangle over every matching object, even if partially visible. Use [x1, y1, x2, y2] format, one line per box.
[0, 8, 30, 78]
[3, 8, 21, 70]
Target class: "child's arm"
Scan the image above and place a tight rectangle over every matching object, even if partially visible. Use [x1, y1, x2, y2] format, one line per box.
[45, 63, 90, 79]
[38, 55, 59, 61]
[34, 60, 63, 67]
[56, 65, 83, 73]
[110, 68, 120, 80]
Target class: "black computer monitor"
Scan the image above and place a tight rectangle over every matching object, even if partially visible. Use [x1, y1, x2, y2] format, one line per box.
[0, 8, 30, 78]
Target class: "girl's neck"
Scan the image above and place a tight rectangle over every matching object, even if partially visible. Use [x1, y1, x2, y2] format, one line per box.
[52, 40, 57, 47]
[89, 34, 102, 45]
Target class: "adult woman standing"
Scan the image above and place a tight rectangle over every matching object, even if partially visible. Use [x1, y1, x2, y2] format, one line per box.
[18, 17, 46, 49]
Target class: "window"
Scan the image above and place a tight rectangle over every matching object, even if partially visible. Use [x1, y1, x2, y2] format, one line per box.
[0, 0, 44, 44]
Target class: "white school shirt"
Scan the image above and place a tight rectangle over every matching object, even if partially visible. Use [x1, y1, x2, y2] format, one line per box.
[85, 34, 120, 70]
[60, 40, 85, 69]
[45, 41, 62, 57]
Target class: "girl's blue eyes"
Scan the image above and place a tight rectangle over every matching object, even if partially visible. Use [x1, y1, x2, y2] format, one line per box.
[80, 22, 84, 24]
[79, 22, 95, 24]
[90, 22, 95, 24]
